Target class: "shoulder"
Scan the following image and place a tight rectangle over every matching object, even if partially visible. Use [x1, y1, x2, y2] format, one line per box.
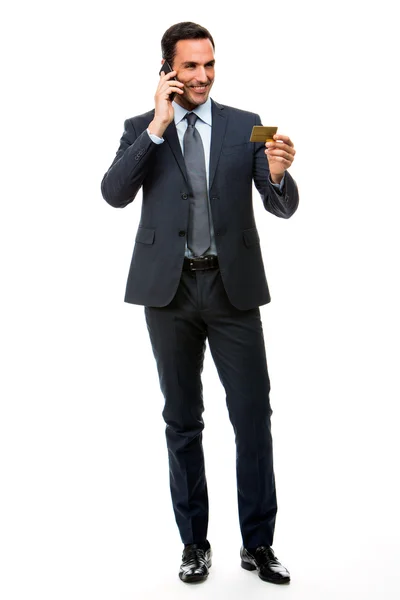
[124, 109, 156, 130]
[212, 99, 259, 122]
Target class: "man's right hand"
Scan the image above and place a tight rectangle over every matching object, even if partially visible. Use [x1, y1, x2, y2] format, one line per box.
[148, 70, 184, 138]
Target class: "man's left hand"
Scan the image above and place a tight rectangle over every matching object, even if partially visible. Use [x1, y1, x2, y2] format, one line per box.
[265, 134, 296, 184]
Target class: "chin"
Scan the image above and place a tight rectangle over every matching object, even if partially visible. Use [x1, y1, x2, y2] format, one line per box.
[188, 92, 210, 106]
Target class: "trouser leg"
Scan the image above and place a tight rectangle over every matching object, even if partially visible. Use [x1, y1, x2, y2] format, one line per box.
[204, 271, 277, 548]
[144, 272, 209, 544]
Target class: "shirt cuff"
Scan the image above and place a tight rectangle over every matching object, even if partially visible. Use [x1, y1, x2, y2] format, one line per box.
[147, 128, 164, 144]
[269, 172, 286, 192]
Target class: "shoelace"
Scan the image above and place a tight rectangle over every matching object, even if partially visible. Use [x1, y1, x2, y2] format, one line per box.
[183, 547, 205, 565]
[254, 546, 280, 565]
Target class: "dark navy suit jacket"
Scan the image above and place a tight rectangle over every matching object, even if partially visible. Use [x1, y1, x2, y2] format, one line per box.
[101, 99, 299, 310]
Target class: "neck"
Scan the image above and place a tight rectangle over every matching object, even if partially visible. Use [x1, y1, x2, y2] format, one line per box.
[174, 97, 199, 112]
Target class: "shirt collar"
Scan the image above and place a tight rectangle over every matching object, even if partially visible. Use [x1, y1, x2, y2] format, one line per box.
[173, 96, 212, 127]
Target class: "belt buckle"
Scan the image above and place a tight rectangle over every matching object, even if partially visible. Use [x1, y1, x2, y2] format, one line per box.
[189, 255, 209, 271]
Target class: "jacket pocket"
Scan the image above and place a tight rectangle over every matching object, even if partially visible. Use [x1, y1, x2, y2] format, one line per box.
[243, 227, 260, 247]
[135, 227, 155, 244]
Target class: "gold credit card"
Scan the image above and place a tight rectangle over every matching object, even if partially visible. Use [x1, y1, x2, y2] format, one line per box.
[249, 126, 278, 142]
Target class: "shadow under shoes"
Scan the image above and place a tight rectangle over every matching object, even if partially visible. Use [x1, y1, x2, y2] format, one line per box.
[240, 545, 290, 584]
[179, 541, 212, 583]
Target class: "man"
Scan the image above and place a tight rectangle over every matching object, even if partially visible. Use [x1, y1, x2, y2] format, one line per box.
[101, 21, 299, 585]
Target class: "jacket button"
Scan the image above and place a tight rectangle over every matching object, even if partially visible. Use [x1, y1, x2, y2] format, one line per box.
[179, 230, 186, 237]
[181, 193, 188, 199]
[212, 196, 218, 201]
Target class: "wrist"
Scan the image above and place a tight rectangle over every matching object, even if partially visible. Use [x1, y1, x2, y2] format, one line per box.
[148, 118, 168, 138]
[270, 172, 284, 185]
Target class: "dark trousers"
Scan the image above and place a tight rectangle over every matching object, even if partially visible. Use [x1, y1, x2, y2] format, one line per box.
[144, 267, 277, 549]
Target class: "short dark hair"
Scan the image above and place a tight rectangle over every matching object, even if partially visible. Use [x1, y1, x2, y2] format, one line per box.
[161, 21, 215, 67]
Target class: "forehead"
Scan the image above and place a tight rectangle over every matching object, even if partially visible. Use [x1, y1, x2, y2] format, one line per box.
[174, 38, 215, 64]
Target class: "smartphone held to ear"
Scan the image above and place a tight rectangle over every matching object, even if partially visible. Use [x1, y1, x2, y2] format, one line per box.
[159, 61, 177, 102]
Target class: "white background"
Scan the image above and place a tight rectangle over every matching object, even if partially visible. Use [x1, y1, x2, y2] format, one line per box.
[1, 1, 400, 599]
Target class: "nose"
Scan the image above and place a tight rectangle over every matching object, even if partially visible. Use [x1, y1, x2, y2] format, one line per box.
[195, 66, 207, 82]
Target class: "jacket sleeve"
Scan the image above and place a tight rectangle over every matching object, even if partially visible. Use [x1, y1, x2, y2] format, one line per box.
[252, 114, 299, 219]
[100, 118, 159, 208]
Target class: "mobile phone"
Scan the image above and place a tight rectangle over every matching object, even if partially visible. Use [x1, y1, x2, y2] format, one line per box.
[159, 61, 177, 101]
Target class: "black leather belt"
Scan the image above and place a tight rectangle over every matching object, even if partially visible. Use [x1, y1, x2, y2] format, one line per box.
[183, 255, 219, 271]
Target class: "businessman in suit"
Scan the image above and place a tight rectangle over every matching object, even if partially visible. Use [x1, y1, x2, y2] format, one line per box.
[101, 21, 299, 585]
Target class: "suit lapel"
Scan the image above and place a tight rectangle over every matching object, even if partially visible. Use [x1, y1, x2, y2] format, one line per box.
[163, 121, 189, 185]
[209, 99, 227, 190]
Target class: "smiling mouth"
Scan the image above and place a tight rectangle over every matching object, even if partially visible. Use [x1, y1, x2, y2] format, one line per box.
[190, 85, 209, 92]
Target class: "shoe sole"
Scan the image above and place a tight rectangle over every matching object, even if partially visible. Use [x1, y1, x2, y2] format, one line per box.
[241, 559, 290, 584]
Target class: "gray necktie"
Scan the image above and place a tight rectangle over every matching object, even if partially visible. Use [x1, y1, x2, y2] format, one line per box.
[183, 112, 211, 257]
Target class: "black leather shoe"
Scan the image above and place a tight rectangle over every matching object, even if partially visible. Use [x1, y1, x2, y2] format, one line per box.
[179, 542, 212, 583]
[240, 545, 290, 584]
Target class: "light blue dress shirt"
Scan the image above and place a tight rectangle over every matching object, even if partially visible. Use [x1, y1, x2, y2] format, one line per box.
[147, 97, 285, 258]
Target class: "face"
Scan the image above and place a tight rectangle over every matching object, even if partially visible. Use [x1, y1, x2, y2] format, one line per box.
[169, 38, 215, 111]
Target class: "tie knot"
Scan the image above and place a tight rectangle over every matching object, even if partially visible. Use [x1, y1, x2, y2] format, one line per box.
[185, 112, 198, 127]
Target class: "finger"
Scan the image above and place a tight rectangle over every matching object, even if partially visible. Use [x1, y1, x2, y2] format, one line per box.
[265, 146, 295, 159]
[273, 134, 294, 147]
[164, 83, 185, 93]
[160, 70, 178, 79]
[167, 86, 184, 95]
[266, 142, 296, 157]
[159, 80, 184, 92]
[160, 86, 184, 100]
[267, 145, 296, 157]
[264, 151, 293, 167]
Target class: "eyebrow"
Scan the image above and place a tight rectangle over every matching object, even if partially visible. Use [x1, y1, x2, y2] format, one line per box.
[181, 60, 215, 67]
